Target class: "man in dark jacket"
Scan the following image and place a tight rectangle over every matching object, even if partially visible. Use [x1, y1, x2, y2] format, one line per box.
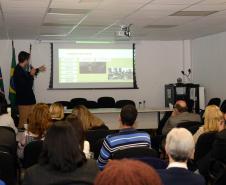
[13, 51, 45, 128]
[158, 128, 205, 185]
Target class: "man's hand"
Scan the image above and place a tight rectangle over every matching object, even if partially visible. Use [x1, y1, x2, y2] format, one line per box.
[38, 65, 46, 72]
[30, 68, 36, 76]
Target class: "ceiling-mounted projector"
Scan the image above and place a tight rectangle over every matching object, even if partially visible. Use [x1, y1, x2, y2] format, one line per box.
[115, 24, 132, 39]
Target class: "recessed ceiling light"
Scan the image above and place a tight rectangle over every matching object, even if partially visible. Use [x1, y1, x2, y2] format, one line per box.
[144, 25, 177, 29]
[48, 8, 90, 15]
[76, 40, 113, 44]
[170, 11, 218, 16]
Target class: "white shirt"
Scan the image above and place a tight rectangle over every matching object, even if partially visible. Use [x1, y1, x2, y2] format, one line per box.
[0, 113, 18, 133]
[167, 162, 188, 169]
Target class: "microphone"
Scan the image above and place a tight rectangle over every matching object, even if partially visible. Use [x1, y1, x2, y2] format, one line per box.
[188, 68, 191, 74]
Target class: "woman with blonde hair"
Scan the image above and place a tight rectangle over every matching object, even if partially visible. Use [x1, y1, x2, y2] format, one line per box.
[49, 103, 64, 121]
[72, 105, 108, 132]
[18, 103, 51, 159]
[193, 105, 225, 144]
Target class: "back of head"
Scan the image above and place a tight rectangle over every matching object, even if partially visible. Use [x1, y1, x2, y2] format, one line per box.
[0, 94, 7, 116]
[166, 128, 194, 162]
[72, 105, 103, 131]
[18, 51, 30, 64]
[174, 100, 188, 113]
[66, 114, 85, 149]
[49, 103, 64, 121]
[120, 105, 137, 126]
[208, 98, 221, 107]
[203, 105, 224, 132]
[94, 159, 162, 185]
[28, 103, 50, 138]
[39, 121, 86, 172]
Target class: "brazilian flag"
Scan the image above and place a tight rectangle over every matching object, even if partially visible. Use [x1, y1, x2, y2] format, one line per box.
[9, 41, 16, 106]
[0, 66, 4, 94]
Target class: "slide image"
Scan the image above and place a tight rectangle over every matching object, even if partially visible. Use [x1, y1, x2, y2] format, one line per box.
[108, 67, 133, 80]
[79, 62, 106, 74]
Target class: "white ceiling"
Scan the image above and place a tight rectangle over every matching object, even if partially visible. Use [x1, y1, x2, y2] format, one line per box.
[1, 0, 226, 40]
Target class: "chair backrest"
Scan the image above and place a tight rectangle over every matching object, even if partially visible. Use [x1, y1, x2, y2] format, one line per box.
[0, 127, 16, 155]
[23, 140, 43, 169]
[69, 98, 87, 109]
[86, 130, 118, 159]
[115, 100, 136, 108]
[194, 131, 217, 161]
[112, 147, 166, 169]
[208, 98, 221, 107]
[220, 100, 226, 113]
[177, 121, 202, 134]
[209, 160, 226, 185]
[97, 97, 115, 108]
[112, 147, 158, 159]
[136, 157, 167, 169]
[83, 101, 99, 109]
[0, 151, 17, 185]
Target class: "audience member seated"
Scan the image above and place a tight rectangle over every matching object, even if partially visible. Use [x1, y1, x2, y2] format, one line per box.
[162, 100, 201, 135]
[22, 121, 99, 185]
[49, 102, 64, 121]
[66, 114, 91, 159]
[72, 105, 109, 131]
[209, 128, 226, 185]
[0, 93, 17, 133]
[18, 103, 51, 159]
[158, 128, 205, 185]
[193, 105, 225, 144]
[94, 159, 163, 185]
[97, 105, 151, 170]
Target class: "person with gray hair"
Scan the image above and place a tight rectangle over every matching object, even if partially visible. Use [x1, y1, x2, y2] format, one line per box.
[158, 128, 205, 185]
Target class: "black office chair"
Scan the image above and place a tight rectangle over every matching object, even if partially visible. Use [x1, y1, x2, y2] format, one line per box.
[0, 127, 17, 156]
[97, 97, 115, 108]
[22, 140, 43, 169]
[220, 100, 226, 113]
[115, 100, 135, 108]
[112, 147, 158, 159]
[177, 121, 202, 134]
[112, 147, 166, 169]
[86, 130, 118, 159]
[194, 131, 217, 162]
[0, 151, 17, 185]
[209, 160, 226, 185]
[83, 101, 99, 109]
[69, 98, 87, 109]
[208, 98, 221, 107]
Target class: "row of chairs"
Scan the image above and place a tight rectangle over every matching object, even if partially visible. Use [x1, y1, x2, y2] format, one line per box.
[55, 97, 135, 109]
[0, 123, 215, 185]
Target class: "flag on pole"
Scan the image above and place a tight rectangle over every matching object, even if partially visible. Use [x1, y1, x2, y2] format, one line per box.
[9, 40, 16, 106]
[0, 66, 4, 94]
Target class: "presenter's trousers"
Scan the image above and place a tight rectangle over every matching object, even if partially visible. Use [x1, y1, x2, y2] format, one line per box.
[18, 105, 34, 129]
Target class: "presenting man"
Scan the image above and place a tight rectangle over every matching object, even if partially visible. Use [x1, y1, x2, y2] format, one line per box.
[13, 51, 45, 128]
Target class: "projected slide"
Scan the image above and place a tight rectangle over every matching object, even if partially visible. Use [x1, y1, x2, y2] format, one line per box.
[58, 49, 134, 84]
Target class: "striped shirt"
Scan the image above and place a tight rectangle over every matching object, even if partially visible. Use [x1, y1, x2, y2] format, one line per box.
[97, 128, 151, 170]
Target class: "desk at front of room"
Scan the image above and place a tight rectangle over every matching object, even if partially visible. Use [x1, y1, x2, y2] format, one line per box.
[65, 107, 172, 130]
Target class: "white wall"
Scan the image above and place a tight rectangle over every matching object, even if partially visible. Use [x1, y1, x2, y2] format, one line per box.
[192, 32, 226, 103]
[0, 40, 187, 107]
